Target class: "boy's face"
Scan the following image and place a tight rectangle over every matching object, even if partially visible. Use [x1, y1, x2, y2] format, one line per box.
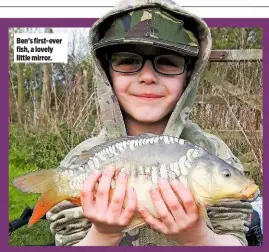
[109, 45, 188, 123]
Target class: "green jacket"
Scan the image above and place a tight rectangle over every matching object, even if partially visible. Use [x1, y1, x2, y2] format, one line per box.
[46, 0, 252, 246]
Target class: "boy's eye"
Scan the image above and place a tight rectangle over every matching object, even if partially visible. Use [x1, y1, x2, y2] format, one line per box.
[111, 53, 142, 67]
[111, 53, 142, 72]
[156, 57, 177, 67]
[155, 55, 185, 68]
[117, 58, 140, 65]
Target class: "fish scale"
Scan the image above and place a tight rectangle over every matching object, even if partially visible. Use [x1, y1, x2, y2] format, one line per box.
[61, 135, 217, 189]
[58, 135, 243, 191]
[93, 135, 184, 161]
[13, 133, 260, 230]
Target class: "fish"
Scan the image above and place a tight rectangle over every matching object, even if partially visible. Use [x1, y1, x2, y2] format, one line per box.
[13, 133, 260, 231]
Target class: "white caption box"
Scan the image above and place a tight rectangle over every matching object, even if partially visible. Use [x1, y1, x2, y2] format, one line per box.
[14, 33, 68, 63]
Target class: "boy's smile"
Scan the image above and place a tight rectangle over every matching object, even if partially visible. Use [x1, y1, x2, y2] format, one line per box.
[132, 93, 164, 100]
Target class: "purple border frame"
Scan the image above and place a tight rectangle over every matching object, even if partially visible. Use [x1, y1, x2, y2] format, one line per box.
[3, 18, 266, 251]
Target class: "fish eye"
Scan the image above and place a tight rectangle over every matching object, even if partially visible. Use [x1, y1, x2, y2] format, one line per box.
[223, 169, 231, 178]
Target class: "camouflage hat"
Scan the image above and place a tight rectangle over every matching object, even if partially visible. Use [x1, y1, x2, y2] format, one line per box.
[94, 7, 199, 57]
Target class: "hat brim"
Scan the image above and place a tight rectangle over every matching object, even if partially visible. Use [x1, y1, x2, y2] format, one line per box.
[93, 37, 199, 57]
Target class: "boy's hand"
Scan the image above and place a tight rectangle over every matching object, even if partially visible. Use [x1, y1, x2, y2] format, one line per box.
[81, 165, 137, 237]
[138, 179, 215, 246]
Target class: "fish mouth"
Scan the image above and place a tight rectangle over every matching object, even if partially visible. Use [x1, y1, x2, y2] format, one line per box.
[238, 183, 260, 202]
[201, 183, 260, 205]
[211, 183, 260, 204]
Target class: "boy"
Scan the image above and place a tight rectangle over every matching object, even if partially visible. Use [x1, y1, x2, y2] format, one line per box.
[46, 0, 253, 246]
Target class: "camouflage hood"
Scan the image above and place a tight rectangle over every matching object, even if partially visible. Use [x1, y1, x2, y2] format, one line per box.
[46, 4, 253, 246]
[89, 0, 212, 141]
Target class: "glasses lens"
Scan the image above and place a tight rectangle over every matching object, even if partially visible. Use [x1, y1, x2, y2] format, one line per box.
[154, 55, 186, 75]
[111, 52, 142, 73]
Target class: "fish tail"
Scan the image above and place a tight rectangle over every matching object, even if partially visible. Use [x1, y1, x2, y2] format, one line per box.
[28, 188, 67, 226]
[13, 169, 68, 227]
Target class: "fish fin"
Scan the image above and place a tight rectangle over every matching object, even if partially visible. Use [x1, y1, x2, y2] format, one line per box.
[29, 188, 68, 227]
[13, 169, 68, 226]
[138, 133, 157, 137]
[198, 204, 214, 231]
[69, 197, 81, 206]
[13, 169, 57, 193]
[122, 214, 147, 232]
[68, 152, 91, 165]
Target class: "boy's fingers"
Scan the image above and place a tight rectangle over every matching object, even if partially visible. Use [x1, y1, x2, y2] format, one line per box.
[149, 188, 175, 228]
[171, 180, 198, 217]
[80, 170, 102, 213]
[158, 179, 185, 220]
[109, 172, 128, 215]
[121, 187, 137, 223]
[139, 208, 167, 233]
[95, 165, 116, 212]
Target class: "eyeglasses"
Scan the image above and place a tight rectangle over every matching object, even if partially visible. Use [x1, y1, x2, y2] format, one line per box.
[109, 52, 189, 76]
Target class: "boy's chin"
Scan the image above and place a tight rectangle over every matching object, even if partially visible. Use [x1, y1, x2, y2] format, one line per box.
[132, 113, 167, 123]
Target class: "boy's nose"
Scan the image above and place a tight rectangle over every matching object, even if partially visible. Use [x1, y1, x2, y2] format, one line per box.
[138, 60, 158, 84]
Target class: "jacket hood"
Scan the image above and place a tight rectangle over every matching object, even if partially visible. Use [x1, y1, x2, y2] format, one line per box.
[48, 6, 251, 246]
[89, 0, 212, 139]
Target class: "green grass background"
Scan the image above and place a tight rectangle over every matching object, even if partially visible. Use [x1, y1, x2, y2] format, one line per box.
[8, 126, 72, 246]
[9, 163, 55, 246]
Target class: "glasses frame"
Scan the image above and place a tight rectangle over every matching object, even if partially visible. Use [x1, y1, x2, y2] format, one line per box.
[108, 52, 190, 76]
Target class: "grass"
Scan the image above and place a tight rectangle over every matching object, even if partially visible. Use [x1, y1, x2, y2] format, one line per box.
[8, 124, 91, 246]
[9, 220, 54, 246]
[9, 163, 55, 246]
[8, 126, 63, 246]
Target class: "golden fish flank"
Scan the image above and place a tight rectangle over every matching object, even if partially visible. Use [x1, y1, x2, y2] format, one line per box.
[13, 133, 260, 231]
